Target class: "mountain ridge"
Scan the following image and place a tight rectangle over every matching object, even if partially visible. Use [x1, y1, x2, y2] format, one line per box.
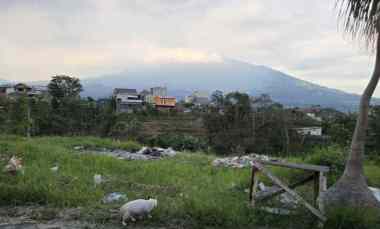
[80, 59, 374, 112]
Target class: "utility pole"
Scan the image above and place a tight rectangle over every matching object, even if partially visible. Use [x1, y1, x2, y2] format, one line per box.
[26, 96, 32, 138]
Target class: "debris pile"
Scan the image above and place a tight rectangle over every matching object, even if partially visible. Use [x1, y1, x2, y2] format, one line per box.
[212, 154, 273, 168]
[74, 146, 178, 161]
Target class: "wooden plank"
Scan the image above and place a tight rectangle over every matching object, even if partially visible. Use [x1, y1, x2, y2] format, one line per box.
[252, 161, 327, 222]
[258, 160, 330, 173]
[256, 174, 315, 201]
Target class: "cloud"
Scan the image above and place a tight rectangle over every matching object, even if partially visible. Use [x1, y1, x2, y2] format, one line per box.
[0, 0, 378, 95]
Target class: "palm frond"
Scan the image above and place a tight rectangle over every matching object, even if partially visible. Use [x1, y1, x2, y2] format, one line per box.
[337, 0, 380, 46]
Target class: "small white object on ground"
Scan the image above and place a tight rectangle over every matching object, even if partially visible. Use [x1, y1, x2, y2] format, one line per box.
[103, 192, 127, 204]
[93, 174, 103, 186]
[50, 165, 59, 172]
[73, 146, 84, 150]
[3, 156, 23, 175]
[119, 198, 158, 226]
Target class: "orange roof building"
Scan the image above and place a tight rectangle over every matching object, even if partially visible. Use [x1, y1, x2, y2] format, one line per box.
[154, 96, 176, 108]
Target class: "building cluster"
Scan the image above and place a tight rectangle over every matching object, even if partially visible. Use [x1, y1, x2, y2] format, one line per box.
[113, 86, 178, 113]
[0, 83, 48, 98]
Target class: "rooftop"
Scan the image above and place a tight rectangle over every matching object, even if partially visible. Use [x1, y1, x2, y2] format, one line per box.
[114, 88, 138, 95]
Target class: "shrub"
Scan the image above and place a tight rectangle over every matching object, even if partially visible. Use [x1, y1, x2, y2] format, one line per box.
[109, 118, 142, 140]
[305, 146, 346, 183]
[145, 134, 208, 152]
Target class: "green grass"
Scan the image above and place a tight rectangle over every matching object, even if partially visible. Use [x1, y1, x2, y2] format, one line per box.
[0, 135, 379, 228]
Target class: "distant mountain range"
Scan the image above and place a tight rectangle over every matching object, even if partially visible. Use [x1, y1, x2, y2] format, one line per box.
[1, 59, 377, 111]
[81, 59, 376, 112]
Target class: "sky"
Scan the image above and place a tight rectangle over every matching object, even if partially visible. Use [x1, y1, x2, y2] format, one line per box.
[0, 0, 377, 95]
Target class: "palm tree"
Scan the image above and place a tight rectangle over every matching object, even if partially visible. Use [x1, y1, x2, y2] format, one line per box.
[322, 0, 380, 209]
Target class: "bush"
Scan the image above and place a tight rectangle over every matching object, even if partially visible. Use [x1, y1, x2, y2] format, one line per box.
[145, 134, 208, 152]
[305, 146, 346, 183]
[109, 118, 142, 140]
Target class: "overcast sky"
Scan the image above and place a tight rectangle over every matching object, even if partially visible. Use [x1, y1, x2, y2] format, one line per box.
[0, 0, 377, 95]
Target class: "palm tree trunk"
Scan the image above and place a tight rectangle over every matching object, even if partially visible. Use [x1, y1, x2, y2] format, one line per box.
[345, 34, 380, 178]
[322, 35, 380, 210]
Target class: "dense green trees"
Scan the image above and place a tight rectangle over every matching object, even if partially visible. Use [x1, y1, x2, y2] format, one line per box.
[0, 76, 117, 137]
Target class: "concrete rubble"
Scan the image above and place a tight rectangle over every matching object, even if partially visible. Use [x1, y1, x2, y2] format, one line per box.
[74, 146, 178, 161]
[212, 154, 273, 168]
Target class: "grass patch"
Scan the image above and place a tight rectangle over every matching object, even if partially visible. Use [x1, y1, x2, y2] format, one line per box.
[0, 135, 379, 228]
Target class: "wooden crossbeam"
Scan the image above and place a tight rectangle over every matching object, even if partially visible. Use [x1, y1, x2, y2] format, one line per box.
[257, 160, 330, 173]
[255, 174, 315, 201]
[251, 161, 327, 222]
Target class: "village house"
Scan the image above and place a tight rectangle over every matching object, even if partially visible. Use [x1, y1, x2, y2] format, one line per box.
[113, 88, 143, 113]
[293, 126, 322, 136]
[0, 83, 48, 98]
[153, 96, 176, 110]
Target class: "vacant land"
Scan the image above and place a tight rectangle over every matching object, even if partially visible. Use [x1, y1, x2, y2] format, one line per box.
[0, 135, 379, 229]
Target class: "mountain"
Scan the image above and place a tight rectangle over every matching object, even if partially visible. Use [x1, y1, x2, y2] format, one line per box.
[81, 59, 374, 112]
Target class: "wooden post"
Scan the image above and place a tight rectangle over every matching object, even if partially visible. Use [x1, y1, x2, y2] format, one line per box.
[249, 167, 258, 202]
[318, 172, 327, 213]
[314, 172, 319, 205]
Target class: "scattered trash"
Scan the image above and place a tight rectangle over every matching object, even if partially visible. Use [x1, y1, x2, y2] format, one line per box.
[259, 207, 291, 215]
[94, 174, 103, 187]
[73, 146, 84, 150]
[103, 192, 128, 204]
[50, 165, 59, 172]
[212, 154, 273, 168]
[369, 187, 380, 202]
[3, 156, 23, 175]
[74, 146, 178, 161]
[137, 147, 177, 158]
[120, 198, 158, 226]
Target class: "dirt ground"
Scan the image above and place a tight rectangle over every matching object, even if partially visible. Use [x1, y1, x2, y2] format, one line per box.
[0, 206, 178, 229]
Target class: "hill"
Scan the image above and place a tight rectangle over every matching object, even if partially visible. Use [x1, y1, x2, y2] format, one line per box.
[81, 59, 376, 112]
